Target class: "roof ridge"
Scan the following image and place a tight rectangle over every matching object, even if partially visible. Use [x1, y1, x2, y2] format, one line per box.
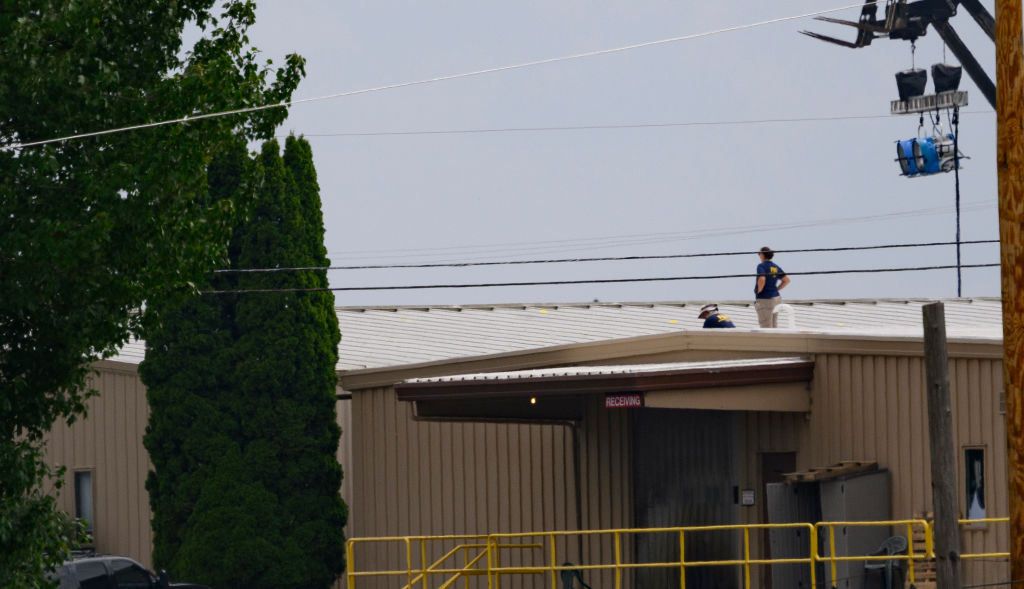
[337, 296, 1001, 312]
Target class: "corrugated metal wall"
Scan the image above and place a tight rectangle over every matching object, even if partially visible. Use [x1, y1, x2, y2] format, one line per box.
[726, 410, 808, 589]
[43, 368, 355, 584]
[337, 393, 354, 533]
[734, 410, 808, 525]
[806, 353, 1008, 587]
[350, 386, 582, 589]
[44, 368, 154, 566]
[39, 344, 1008, 588]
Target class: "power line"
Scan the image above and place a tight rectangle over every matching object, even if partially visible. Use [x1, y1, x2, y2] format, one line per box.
[3, 2, 876, 151]
[290, 110, 994, 139]
[214, 240, 1000, 274]
[201, 263, 1000, 294]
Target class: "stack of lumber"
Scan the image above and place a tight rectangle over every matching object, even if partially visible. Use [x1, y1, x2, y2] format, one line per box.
[907, 512, 936, 589]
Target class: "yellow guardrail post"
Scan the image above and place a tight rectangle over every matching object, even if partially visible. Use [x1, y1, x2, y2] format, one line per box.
[679, 529, 686, 589]
[346, 540, 355, 589]
[808, 523, 818, 589]
[742, 527, 751, 589]
[614, 530, 622, 589]
[495, 535, 501, 589]
[486, 535, 495, 589]
[827, 523, 838, 587]
[927, 519, 935, 558]
[904, 521, 917, 582]
[421, 540, 428, 589]
[549, 533, 557, 589]
[404, 538, 413, 589]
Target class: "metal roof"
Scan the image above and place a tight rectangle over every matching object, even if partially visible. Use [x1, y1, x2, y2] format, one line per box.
[335, 298, 1002, 371]
[108, 298, 1003, 371]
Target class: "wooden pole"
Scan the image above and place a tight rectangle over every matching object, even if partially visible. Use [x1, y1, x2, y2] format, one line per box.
[922, 302, 963, 589]
[996, 0, 1024, 583]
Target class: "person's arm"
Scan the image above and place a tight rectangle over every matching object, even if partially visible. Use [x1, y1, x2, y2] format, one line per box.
[779, 275, 791, 290]
[756, 276, 766, 294]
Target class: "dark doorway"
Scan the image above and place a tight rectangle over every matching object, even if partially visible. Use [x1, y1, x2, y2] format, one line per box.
[633, 409, 737, 589]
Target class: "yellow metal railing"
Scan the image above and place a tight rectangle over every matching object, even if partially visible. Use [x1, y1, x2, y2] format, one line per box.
[957, 517, 1011, 561]
[345, 534, 542, 589]
[488, 523, 817, 589]
[346, 517, 1010, 589]
[815, 519, 930, 586]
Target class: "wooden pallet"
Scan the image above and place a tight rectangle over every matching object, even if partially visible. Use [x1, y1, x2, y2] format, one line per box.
[782, 460, 878, 482]
[907, 512, 936, 589]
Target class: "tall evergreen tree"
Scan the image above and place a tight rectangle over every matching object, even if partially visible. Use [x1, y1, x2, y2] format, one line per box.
[141, 137, 346, 589]
[140, 140, 247, 575]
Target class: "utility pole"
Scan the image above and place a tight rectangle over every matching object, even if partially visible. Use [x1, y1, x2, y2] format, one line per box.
[996, 0, 1024, 583]
[923, 302, 963, 589]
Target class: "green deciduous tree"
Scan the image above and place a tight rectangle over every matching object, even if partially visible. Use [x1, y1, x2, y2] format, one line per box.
[0, 2, 304, 585]
[141, 136, 346, 589]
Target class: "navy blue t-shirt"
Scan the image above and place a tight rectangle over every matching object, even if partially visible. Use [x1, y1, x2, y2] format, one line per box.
[755, 261, 785, 299]
[703, 313, 736, 328]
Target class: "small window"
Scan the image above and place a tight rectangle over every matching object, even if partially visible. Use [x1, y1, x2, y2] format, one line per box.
[74, 471, 94, 533]
[965, 448, 986, 519]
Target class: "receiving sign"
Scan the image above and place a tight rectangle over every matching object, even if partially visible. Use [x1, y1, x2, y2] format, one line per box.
[605, 392, 643, 408]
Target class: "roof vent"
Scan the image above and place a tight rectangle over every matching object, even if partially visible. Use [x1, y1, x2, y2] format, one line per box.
[772, 304, 796, 329]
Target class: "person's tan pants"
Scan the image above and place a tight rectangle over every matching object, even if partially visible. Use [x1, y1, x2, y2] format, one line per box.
[755, 296, 781, 328]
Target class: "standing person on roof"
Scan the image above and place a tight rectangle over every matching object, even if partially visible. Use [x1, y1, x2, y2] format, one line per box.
[698, 304, 735, 328]
[754, 247, 790, 328]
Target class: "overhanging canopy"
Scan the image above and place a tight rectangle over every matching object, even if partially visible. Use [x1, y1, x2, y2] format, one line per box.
[396, 357, 815, 420]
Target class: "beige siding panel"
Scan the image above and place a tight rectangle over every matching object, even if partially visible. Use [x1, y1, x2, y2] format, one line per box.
[43, 367, 353, 589]
[333, 395, 354, 589]
[872, 357, 887, 464]
[953, 358, 1009, 587]
[807, 353, 1008, 588]
[735, 411, 806, 526]
[337, 395, 354, 527]
[644, 382, 809, 412]
[43, 370, 153, 567]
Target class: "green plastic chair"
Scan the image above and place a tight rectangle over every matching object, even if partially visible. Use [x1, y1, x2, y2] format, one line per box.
[863, 535, 907, 589]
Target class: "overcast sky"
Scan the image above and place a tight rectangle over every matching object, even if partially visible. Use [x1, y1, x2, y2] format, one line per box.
[240, 0, 1002, 306]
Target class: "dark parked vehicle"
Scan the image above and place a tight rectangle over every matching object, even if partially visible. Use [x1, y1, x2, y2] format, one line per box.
[50, 555, 210, 589]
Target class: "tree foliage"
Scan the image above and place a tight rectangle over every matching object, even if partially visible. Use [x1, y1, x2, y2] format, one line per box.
[141, 136, 346, 589]
[0, 2, 304, 585]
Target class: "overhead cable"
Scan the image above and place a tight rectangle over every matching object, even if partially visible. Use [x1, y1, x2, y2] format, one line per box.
[201, 262, 1000, 294]
[214, 239, 1000, 274]
[291, 110, 992, 139]
[4, 2, 876, 151]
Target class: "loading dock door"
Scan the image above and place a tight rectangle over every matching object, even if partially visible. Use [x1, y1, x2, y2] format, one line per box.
[633, 408, 738, 589]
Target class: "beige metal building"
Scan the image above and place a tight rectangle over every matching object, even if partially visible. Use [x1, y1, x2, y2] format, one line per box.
[44, 297, 1008, 588]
